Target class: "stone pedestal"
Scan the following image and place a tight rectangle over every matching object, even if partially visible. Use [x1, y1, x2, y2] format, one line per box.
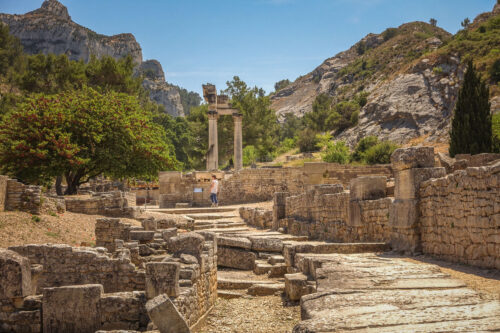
[207, 110, 218, 171]
[233, 113, 243, 171]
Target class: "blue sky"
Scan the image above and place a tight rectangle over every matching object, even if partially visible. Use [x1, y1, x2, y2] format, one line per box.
[0, 0, 496, 95]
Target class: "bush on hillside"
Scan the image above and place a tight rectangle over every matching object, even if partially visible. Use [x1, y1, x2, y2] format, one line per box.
[352, 136, 379, 162]
[243, 145, 257, 166]
[363, 141, 399, 164]
[322, 141, 350, 164]
[297, 129, 319, 153]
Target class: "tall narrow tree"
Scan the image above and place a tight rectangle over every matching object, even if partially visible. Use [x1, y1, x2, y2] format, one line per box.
[449, 60, 492, 157]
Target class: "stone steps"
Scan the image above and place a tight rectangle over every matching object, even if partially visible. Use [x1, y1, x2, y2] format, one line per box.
[186, 214, 238, 220]
[217, 290, 245, 299]
[150, 207, 236, 214]
[218, 278, 277, 290]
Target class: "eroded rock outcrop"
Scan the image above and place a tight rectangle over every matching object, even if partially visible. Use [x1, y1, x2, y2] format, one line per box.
[0, 0, 185, 116]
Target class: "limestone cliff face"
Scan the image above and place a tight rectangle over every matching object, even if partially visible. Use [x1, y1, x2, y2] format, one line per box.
[0, 0, 184, 117]
[272, 4, 499, 146]
[138, 60, 184, 117]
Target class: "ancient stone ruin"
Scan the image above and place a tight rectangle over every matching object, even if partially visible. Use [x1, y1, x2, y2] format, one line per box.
[1, 147, 499, 332]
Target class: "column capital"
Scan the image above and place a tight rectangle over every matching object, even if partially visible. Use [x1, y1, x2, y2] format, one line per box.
[207, 110, 218, 119]
[232, 112, 243, 120]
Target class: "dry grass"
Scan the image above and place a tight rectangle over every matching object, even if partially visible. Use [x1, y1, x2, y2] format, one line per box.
[0, 211, 140, 248]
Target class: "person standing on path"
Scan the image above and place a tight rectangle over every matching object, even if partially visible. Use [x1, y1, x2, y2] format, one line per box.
[210, 175, 219, 207]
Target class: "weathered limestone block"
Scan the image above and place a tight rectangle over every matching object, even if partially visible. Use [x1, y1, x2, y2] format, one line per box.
[145, 294, 190, 333]
[350, 176, 387, 201]
[268, 263, 288, 278]
[391, 146, 435, 171]
[249, 237, 283, 252]
[0, 249, 32, 300]
[217, 236, 252, 249]
[168, 232, 204, 261]
[99, 291, 149, 331]
[247, 283, 284, 296]
[145, 262, 180, 298]
[395, 168, 446, 199]
[0, 175, 7, 212]
[141, 217, 157, 231]
[217, 246, 256, 270]
[42, 284, 103, 333]
[390, 199, 419, 228]
[285, 273, 314, 301]
[130, 231, 155, 242]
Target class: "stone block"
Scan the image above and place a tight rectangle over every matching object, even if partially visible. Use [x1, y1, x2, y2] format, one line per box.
[350, 176, 387, 201]
[391, 146, 435, 171]
[249, 237, 283, 252]
[145, 262, 180, 298]
[389, 199, 419, 228]
[42, 284, 103, 333]
[247, 283, 284, 296]
[0, 175, 7, 212]
[162, 228, 178, 241]
[145, 294, 190, 333]
[395, 168, 446, 199]
[268, 263, 288, 278]
[0, 249, 32, 299]
[217, 246, 256, 270]
[217, 236, 252, 250]
[285, 273, 313, 301]
[168, 232, 205, 261]
[268, 255, 285, 265]
[130, 231, 155, 242]
[141, 217, 157, 231]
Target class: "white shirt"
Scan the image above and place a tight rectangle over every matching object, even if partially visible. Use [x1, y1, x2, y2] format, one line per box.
[210, 179, 219, 194]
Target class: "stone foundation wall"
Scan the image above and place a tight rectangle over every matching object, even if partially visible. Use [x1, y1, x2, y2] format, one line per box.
[280, 182, 391, 242]
[65, 191, 138, 217]
[8, 244, 145, 293]
[239, 207, 273, 229]
[4, 179, 65, 215]
[419, 162, 500, 269]
[158, 163, 392, 208]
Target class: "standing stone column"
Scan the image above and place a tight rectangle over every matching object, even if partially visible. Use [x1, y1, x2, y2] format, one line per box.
[207, 110, 218, 171]
[233, 113, 243, 171]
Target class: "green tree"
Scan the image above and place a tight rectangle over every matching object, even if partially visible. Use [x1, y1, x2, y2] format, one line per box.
[429, 18, 437, 27]
[492, 113, 500, 153]
[352, 136, 379, 162]
[322, 141, 350, 164]
[242, 145, 257, 166]
[304, 93, 334, 132]
[274, 79, 291, 92]
[490, 59, 500, 83]
[363, 141, 398, 164]
[154, 113, 194, 169]
[461, 18, 471, 30]
[0, 23, 25, 84]
[449, 60, 492, 156]
[224, 76, 279, 160]
[297, 128, 319, 153]
[0, 87, 176, 194]
[279, 113, 304, 140]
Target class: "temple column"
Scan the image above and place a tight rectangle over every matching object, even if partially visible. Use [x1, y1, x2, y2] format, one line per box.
[207, 110, 218, 170]
[233, 113, 243, 171]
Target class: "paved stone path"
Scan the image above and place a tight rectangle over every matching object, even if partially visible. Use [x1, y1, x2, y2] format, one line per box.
[294, 253, 500, 332]
[156, 204, 500, 332]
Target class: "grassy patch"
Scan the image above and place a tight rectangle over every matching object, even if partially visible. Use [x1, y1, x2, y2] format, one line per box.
[45, 231, 60, 238]
[31, 215, 41, 223]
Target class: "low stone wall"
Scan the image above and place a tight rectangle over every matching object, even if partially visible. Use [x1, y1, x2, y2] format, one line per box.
[4, 178, 65, 215]
[419, 162, 500, 269]
[65, 191, 139, 217]
[280, 181, 391, 243]
[158, 163, 393, 208]
[8, 244, 144, 293]
[239, 207, 273, 229]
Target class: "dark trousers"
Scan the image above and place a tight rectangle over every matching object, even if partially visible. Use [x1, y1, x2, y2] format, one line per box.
[210, 193, 218, 204]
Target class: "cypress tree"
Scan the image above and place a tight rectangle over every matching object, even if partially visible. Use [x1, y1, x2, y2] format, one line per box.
[449, 60, 492, 157]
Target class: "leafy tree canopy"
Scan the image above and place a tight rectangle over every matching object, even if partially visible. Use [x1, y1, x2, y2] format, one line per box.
[0, 87, 177, 194]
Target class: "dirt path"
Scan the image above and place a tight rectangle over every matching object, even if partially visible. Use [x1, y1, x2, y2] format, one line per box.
[201, 295, 300, 333]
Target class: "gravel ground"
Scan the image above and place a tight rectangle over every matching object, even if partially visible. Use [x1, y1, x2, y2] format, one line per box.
[201, 295, 300, 333]
[0, 211, 141, 248]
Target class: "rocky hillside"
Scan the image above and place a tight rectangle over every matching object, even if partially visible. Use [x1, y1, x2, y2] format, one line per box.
[272, 2, 500, 146]
[0, 0, 185, 117]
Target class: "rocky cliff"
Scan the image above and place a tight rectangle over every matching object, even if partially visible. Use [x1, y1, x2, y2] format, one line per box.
[272, 3, 500, 146]
[0, 0, 184, 117]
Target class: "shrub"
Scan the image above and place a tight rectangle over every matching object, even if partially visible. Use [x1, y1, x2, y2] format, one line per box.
[297, 129, 319, 153]
[493, 113, 500, 153]
[322, 141, 350, 164]
[242, 145, 257, 166]
[276, 137, 297, 155]
[382, 28, 399, 41]
[433, 66, 444, 75]
[352, 136, 379, 162]
[364, 141, 399, 164]
[350, 110, 359, 126]
[315, 133, 333, 150]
